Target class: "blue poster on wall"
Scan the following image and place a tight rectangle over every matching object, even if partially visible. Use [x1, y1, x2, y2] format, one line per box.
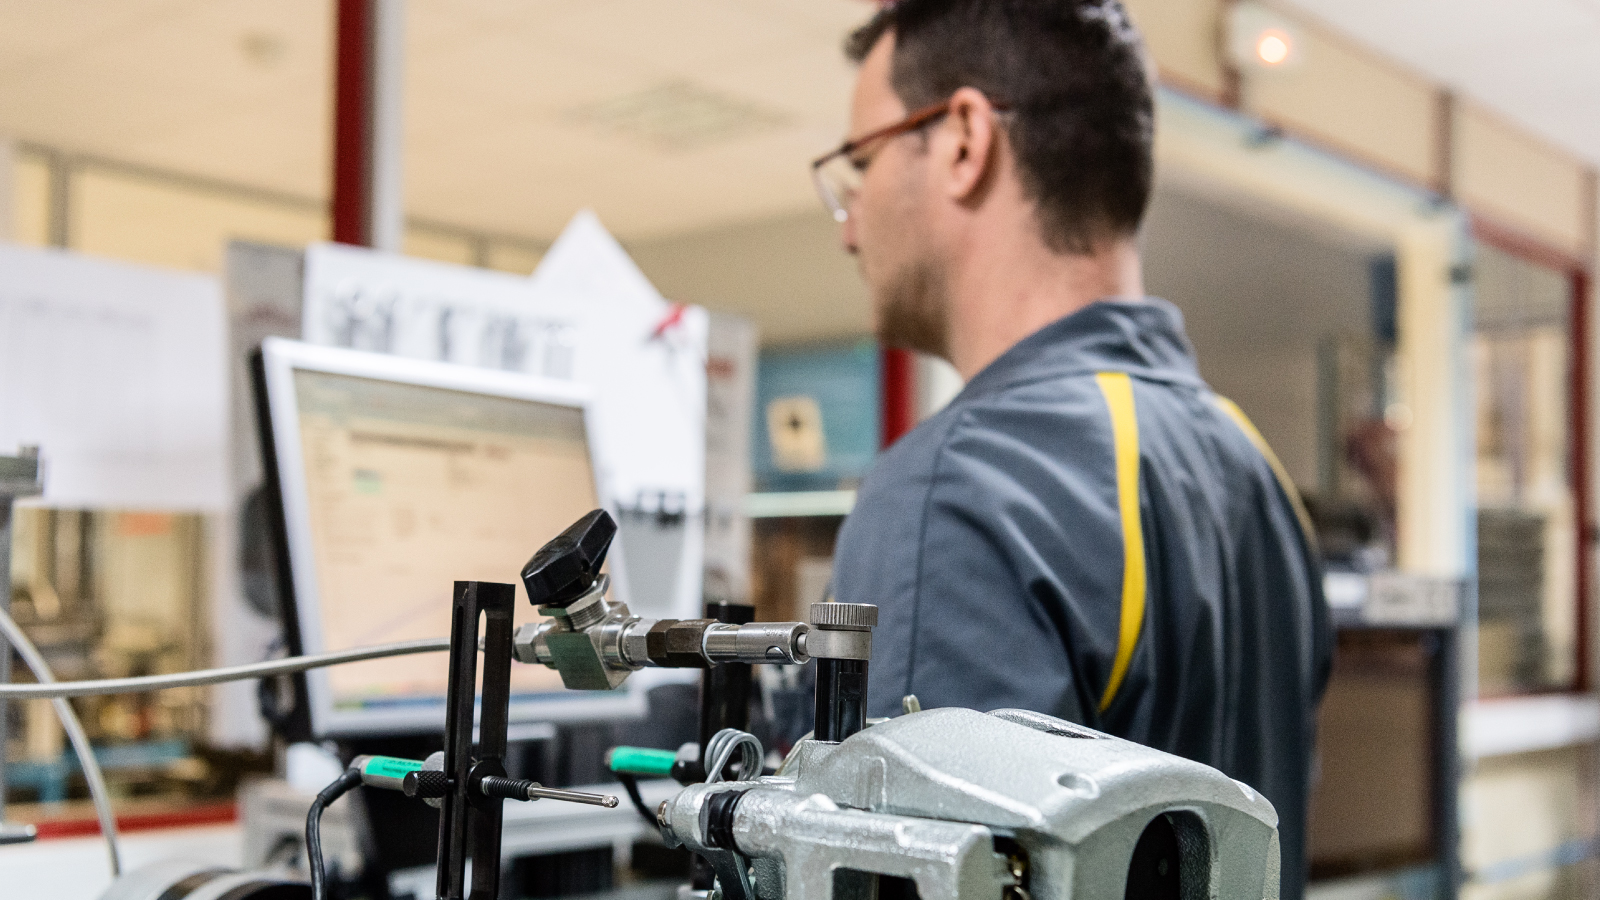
[753, 342, 880, 492]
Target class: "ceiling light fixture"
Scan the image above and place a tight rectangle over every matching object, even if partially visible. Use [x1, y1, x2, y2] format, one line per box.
[1227, 3, 1304, 73]
[239, 31, 288, 70]
[565, 81, 788, 153]
[1255, 30, 1291, 66]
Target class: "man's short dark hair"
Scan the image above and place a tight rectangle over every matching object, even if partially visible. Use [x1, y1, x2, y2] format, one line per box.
[847, 0, 1154, 255]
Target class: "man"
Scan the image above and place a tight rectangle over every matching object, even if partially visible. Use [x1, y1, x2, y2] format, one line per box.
[817, 2, 1333, 897]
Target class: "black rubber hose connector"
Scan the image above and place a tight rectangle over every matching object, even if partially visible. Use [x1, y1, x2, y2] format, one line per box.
[704, 789, 747, 851]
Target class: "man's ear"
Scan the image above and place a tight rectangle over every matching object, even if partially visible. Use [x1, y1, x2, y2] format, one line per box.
[941, 86, 1000, 203]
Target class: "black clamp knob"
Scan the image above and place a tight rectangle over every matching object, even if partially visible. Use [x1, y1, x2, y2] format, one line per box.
[403, 769, 452, 800]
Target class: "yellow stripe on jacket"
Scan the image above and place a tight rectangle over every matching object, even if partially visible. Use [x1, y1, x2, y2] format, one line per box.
[1093, 372, 1145, 713]
[1212, 396, 1316, 548]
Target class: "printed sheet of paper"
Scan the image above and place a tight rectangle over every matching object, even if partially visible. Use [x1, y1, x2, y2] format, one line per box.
[0, 244, 228, 510]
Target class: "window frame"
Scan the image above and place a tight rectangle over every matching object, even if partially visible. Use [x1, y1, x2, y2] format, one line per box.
[1471, 214, 1594, 695]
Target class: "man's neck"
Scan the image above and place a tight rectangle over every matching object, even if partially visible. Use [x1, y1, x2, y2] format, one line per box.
[944, 236, 1144, 381]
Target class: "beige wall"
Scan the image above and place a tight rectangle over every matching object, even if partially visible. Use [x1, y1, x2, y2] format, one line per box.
[0, 137, 13, 242]
[13, 153, 50, 245]
[1246, 27, 1437, 186]
[71, 168, 323, 271]
[627, 210, 870, 347]
[6, 148, 544, 275]
[1457, 101, 1593, 257]
[1122, 0, 1229, 96]
[403, 227, 476, 266]
[486, 241, 545, 276]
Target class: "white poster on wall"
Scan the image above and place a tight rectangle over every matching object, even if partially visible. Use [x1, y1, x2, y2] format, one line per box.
[0, 244, 228, 510]
[527, 213, 709, 622]
[300, 212, 707, 618]
[703, 312, 757, 605]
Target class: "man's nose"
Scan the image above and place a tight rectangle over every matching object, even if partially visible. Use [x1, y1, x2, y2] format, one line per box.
[840, 212, 859, 256]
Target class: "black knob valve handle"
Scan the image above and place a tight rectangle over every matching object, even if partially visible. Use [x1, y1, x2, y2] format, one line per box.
[521, 509, 618, 608]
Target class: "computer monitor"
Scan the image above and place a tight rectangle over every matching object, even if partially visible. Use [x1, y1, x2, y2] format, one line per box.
[253, 337, 644, 738]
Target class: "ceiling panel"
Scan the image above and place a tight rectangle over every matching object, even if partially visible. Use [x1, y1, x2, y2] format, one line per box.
[404, 32, 636, 124]
[0, 0, 873, 242]
[0, 0, 330, 197]
[535, 3, 803, 74]
[399, 0, 867, 237]
[0, 0, 198, 73]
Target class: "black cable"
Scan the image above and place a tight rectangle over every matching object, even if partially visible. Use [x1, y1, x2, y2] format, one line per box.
[257, 670, 296, 733]
[615, 773, 659, 827]
[306, 766, 363, 900]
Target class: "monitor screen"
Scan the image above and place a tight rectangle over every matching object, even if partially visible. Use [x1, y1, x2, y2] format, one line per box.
[256, 338, 642, 736]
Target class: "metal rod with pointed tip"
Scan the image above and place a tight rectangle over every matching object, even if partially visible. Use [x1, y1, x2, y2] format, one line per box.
[526, 785, 619, 808]
[479, 775, 618, 808]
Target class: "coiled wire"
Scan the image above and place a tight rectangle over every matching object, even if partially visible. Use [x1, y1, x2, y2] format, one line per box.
[703, 728, 763, 783]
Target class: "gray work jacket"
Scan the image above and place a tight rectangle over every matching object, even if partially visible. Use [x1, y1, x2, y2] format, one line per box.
[832, 299, 1332, 899]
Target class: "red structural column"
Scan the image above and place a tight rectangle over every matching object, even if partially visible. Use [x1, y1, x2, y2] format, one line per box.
[880, 347, 916, 449]
[331, 0, 373, 246]
[1572, 268, 1592, 691]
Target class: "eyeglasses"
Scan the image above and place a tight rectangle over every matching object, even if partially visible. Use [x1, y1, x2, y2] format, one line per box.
[810, 98, 1013, 223]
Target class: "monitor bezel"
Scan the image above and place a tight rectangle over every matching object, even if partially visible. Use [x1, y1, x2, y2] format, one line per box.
[255, 336, 644, 738]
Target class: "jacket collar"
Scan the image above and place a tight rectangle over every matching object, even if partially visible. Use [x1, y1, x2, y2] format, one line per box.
[958, 298, 1204, 401]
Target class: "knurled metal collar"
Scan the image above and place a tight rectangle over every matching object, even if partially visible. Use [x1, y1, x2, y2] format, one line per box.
[810, 602, 878, 630]
[539, 576, 609, 631]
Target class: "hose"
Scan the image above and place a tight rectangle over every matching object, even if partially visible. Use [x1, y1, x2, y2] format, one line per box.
[614, 772, 658, 826]
[0, 605, 122, 875]
[0, 637, 451, 698]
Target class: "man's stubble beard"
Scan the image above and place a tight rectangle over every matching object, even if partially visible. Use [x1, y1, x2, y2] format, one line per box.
[872, 250, 950, 360]
[860, 144, 952, 360]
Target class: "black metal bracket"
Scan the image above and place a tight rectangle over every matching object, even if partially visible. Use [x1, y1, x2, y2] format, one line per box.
[436, 580, 517, 900]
